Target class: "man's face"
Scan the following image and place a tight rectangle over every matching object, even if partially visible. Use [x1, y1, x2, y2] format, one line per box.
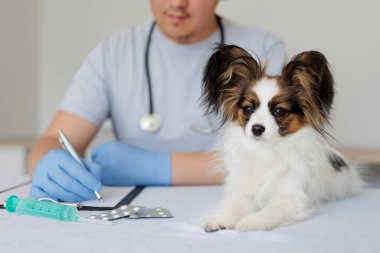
[150, 0, 219, 44]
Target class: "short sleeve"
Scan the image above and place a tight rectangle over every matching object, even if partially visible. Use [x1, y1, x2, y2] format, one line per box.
[59, 38, 110, 126]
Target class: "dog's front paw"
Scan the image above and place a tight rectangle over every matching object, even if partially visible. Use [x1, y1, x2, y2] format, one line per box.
[203, 215, 238, 232]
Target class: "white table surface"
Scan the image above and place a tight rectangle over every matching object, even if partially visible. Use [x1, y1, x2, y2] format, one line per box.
[0, 176, 379, 253]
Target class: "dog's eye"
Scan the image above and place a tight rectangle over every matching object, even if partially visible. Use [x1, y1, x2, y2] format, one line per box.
[243, 106, 255, 115]
[272, 108, 287, 117]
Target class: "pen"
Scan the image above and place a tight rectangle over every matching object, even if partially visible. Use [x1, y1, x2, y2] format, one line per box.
[57, 129, 103, 202]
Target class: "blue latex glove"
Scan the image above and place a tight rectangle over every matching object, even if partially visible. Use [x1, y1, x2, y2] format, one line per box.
[30, 149, 103, 202]
[91, 141, 172, 186]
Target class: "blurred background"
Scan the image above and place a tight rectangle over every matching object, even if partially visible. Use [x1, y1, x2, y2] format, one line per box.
[0, 0, 379, 180]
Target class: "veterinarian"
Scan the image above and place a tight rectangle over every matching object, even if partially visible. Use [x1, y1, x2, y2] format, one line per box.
[27, 0, 286, 202]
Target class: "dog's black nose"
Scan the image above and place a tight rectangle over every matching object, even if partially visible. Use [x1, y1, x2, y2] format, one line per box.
[252, 124, 265, 136]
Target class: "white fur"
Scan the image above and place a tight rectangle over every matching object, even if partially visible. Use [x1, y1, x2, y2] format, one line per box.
[203, 80, 363, 232]
[245, 78, 281, 140]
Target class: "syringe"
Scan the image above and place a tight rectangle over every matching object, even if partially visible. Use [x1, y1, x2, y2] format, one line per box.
[4, 195, 78, 222]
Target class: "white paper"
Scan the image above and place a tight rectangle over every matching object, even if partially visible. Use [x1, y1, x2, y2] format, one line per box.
[0, 181, 134, 208]
[82, 186, 134, 207]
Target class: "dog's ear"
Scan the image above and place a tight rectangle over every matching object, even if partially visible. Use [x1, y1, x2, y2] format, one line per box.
[201, 44, 263, 123]
[282, 51, 334, 134]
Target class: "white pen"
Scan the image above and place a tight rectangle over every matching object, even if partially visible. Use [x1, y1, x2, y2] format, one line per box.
[57, 129, 103, 202]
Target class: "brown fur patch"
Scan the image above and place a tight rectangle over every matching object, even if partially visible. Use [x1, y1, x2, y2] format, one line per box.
[268, 85, 307, 136]
[234, 89, 260, 127]
[281, 51, 334, 136]
[202, 45, 265, 124]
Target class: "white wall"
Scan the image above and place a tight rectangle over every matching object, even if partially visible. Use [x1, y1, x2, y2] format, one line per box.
[0, 0, 39, 139]
[18, 0, 380, 150]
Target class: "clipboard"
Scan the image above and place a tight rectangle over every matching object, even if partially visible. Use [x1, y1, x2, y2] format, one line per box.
[79, 186, 145, 211]
[0, 178, 145, 211]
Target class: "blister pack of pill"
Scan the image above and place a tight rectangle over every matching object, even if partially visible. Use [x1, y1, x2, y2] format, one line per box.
[128, 207, 172, 219]
[86, 205, 172, 222]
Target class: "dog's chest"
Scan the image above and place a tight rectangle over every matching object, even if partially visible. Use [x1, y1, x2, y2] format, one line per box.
[234, 154, 288, 206]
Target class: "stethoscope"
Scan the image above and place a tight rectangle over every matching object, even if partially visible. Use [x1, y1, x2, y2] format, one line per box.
[140, 15, 225, 133]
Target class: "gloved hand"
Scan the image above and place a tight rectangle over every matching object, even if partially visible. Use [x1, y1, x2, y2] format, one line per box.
[30, 149, 103, 202]
[91, 141, 172, 186]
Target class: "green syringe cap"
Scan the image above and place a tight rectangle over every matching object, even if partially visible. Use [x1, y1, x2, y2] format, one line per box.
[5, 195, 20, 213]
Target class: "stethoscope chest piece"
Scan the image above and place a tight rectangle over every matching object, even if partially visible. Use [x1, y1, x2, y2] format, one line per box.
[140, 113, 162, 133]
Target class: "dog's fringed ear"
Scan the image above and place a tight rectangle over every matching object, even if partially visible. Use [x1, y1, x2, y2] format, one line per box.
[201, 44, 263, 123]
[282, 51, 334, 135]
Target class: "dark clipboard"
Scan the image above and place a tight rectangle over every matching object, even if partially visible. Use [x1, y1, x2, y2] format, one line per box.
[0, 182, 145, 211]
[79, 186, 145, 211]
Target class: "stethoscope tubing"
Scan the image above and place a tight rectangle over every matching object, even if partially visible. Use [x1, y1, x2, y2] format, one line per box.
[144, 21, 156, 115]
[142, 15, 225, 133]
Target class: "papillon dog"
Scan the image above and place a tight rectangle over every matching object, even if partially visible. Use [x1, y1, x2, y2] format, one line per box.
[201, 45, 363, 232]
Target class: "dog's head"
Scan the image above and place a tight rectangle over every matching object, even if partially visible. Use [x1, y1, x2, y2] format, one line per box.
[201, 45, 334, 141]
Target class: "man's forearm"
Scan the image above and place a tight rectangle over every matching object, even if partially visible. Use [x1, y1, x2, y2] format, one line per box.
[171, 152, 226, 185]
